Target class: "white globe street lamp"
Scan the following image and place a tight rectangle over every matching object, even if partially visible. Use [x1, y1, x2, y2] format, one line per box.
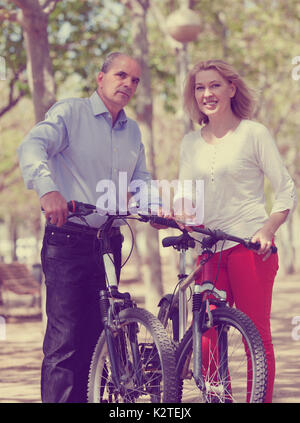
[166, 6, 202, 44]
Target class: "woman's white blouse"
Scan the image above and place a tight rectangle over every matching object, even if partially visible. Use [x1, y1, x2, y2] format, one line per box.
[177, 119, 297, 251]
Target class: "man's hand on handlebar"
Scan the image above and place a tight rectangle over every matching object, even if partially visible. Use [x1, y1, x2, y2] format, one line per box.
[40, 191, 68, 227]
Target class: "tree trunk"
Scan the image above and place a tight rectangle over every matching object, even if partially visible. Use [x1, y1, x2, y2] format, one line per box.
[277, 214, 296, 275]
[13, 0, 57, 122]
[126, 0, 164, 313]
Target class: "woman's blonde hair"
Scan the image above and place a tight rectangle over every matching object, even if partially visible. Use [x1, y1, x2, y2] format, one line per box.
[183, 59, 257, 125]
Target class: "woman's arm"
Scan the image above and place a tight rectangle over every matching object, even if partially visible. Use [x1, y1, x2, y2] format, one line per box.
[251, 209, 289, 255]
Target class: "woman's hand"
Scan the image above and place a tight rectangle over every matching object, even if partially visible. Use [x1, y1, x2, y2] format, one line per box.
[149, 207, 195, 231]
[251, 210, 288, 260]
[173, 197, 198, 231]
[150, 205, 178, 229]
[251, 228, 274, 261]
[173, 212, 196, 232]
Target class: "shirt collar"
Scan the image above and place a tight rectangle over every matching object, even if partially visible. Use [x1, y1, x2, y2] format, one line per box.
[89, 91, 127, 128]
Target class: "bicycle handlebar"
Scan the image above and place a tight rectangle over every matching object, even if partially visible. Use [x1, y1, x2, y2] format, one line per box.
[67, 200, 97, 215]
[139, 214, 277, 254]
[65, 202, 277, 254]
[139, 214, 181, 230]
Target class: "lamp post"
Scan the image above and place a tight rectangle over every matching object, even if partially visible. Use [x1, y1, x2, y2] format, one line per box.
[166, 5, 202, 273]
[166, 5, 202, 133]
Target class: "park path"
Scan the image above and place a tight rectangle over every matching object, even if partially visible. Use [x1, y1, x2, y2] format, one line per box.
[0, 272, 300, 403]
[271, 271, 300, 402]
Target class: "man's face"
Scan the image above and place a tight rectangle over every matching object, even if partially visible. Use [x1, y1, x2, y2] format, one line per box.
[97, 55, 141, 117]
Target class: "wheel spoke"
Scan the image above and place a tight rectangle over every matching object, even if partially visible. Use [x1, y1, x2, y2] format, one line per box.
[88, 308, 179, 403]
[176, 308, 267, 403]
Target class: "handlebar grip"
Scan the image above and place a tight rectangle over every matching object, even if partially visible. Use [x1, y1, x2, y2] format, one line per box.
[149, 215, 181, 230]
[248, 241, 277, 254]
[67, 201, 96, 214]
[42, 201, 80, 213]
[67, 200, 77, 213]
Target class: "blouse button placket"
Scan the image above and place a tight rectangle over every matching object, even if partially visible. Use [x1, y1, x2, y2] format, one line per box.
[211, 146, 217, 183]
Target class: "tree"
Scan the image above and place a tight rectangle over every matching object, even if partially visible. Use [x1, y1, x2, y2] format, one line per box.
[1, 0, 299, 275]
[121, 0, 164, 312]
[0, 0, 60, 123]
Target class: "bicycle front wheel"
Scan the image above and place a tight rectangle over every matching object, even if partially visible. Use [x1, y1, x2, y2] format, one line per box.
[176, 307, 267, 403]
[87, 307, 179, 403]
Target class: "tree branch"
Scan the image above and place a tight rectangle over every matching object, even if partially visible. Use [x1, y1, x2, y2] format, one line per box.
[0, 175, 22, 193]
[0, 8, 19, 23]
[0, 162, 21, 193]
[0, 65, 27, 118]
[9, 0, 36, 10]
[0, 92, 25, 118]
[42, 0, 62, 15]
[119, 0, 132, 11]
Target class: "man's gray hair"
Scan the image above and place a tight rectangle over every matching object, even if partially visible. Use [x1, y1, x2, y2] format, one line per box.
[101, 52, 126, 73]
[101, 52, 140, 73]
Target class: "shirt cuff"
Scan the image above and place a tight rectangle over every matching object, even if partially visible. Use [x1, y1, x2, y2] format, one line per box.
[33, 177, 60, 198]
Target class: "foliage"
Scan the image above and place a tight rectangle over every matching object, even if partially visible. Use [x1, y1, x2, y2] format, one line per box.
[0, 0, 299, 249]
[48, 0, 131, 95]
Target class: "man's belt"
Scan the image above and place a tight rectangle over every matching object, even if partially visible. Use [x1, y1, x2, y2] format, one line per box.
[45, 221, 121, 238]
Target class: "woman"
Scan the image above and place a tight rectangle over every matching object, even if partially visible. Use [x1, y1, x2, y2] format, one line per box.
[174, 59, 297, 402]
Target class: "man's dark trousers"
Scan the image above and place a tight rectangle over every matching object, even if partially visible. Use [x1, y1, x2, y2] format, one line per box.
[40, 224, 122, 403]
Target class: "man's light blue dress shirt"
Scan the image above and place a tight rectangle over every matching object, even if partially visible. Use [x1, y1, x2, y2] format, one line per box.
[18, 91, 155, 227]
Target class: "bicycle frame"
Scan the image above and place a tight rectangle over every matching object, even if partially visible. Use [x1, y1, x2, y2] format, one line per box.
[100, 212, 237, 398]
[175, 247, 227, 341]
[98, 223, 147, 399]
[147, 213, 272, 402]
[63, 202, 181, 402]
[170, 244, 229, 396]
[64, 209, 144, 399]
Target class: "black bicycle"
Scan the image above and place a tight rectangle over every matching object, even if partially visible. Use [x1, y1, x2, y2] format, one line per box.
[65, 201, 179, 403]
[139, 214, 275, 403]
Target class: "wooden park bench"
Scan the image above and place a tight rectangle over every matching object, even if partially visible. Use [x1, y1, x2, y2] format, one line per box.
[0, 262, 41, 312]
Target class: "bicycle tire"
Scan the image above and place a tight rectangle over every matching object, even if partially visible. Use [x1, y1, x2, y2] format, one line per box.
[176, 307, 267, 403]
[87, 307, 179, 403]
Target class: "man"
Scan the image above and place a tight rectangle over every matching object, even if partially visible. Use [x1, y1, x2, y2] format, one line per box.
[18, 52, 153, 403]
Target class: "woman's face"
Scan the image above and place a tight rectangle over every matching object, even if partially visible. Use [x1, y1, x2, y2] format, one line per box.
[194, 69, 236, 119]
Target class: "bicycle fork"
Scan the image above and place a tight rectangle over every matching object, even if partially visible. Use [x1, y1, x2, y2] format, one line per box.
[99, 290, 122, 391]
[192, 288, 209, 393]
[192, 288, 230, 401]
[99, 289, 145, 398]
